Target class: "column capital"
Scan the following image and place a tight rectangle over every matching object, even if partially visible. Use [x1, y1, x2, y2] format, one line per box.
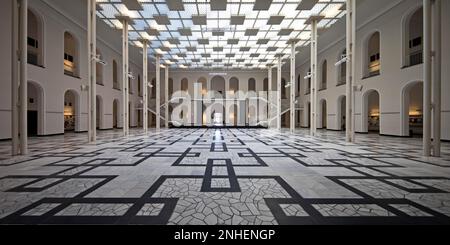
[138, 38, 150, 46]
[305, 15, 324, 25]
[115, 15, 134, 25]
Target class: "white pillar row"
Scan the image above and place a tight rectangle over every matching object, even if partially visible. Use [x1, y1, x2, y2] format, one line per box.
[346, 0, 356, 143]
[277, 56, 282, 131]
[19, 0, 28, 155]
[432, 0, 442, 157]
[118, 16, 130, 136]
[165, 66, 169, 128]
[423, 0, 432, 156]
[309, 17, 319, 137]
[11, 0, 20, 155]
[87, 0, 97, 143]
[141, 39, 149, 134]
[267, 65, 273, 129]
[290, 41, 296, 133]
[156, 55, 161, 130]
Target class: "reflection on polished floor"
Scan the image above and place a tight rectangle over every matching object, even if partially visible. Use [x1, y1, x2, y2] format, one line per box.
[1, 129, 450, 225]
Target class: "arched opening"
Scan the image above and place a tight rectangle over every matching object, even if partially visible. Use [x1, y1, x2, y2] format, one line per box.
[404, 7, 423, 67]
[128, 70, 133, 94]
[281, 113, 289, 128]
[27, 9, 43, 67]
[149, 113, 155, 127]
[198, 77, 207, 95]
[96, 95, 103, 129]
[296, 75, 301, 96]
[321, 60, 327, 90]
[113, 60, 120, 89]
[96, 49, 104, 85]
[364, 32, 381, 77]
[363, 90, 380, 133]
[64, 90, 78, 132]
[338, 96, 346, 131]
[209, 103, 225, 126]
[113, 99, 120, 129]
[248, 78, 256, 92]
[320, 99, 327, 129]
[64, 32, 79, 77]
[281, 78, 287, 99]
[211, 76, 225, 97]
[229, 77, 239, 95]
[181, 78, 189, 92]
[402, 81, 423, 137]
[27, 82, 44, 136]
[337, 49, 347, 85]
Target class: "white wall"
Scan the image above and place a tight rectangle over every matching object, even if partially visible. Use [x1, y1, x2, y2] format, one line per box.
[0, 0, 144, 139]
[295, 0, 449, 140]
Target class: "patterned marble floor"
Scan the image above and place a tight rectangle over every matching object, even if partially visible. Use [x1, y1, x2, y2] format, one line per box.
[1, 128, 450, 225]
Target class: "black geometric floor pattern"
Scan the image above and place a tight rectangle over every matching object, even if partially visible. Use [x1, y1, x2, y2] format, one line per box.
[0, 128, 450, 225]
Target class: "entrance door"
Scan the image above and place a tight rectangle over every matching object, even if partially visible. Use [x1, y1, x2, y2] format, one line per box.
[28, 111, 38, 136]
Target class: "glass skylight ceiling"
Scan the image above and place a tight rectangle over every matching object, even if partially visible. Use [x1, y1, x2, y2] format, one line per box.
[96, 0, 346, 69]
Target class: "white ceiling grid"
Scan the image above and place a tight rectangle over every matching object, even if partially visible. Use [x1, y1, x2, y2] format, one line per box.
[96, 0, 346, 69]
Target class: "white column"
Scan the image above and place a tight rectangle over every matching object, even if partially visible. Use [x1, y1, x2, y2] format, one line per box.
[290, 42, 296, 133]
[268, 65, 273, 129]
[141, 39, 148, 134]
[432, 0, 441, 156]
[19, 0, 28, 155]
[165, 66, 169, 128]
[87, 0, 96, 143]
[310, 19, 318, 137]
[277, 56, 282, 131]
[423, 0, 432, 156]
[120, 17, 129, 136]
[156, 55, 161, 129]
[346, 0, 356, 142]
[11, 0, 19, 155]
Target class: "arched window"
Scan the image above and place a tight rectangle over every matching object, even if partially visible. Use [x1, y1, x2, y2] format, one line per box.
[113, 60, 119, 89]
[230, 77, 239, 95]
[337, 49, 346, 85]
[27, 9, 43, 66]
[198, 77, 207, 95]
[365, 32, 381, 77]
[128, 69, 133, 94]
[211, 76, 225, 97]
[181, 78, 189, 92]
[404, 7, 423, 67]
[263, 78, 268, 92]
[306, 68, 311, 95]
[64, 32, 79, 77]
[321, 60, 327, 90]
[96, 49, 103, 85]
[248, 78, 256, 92]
